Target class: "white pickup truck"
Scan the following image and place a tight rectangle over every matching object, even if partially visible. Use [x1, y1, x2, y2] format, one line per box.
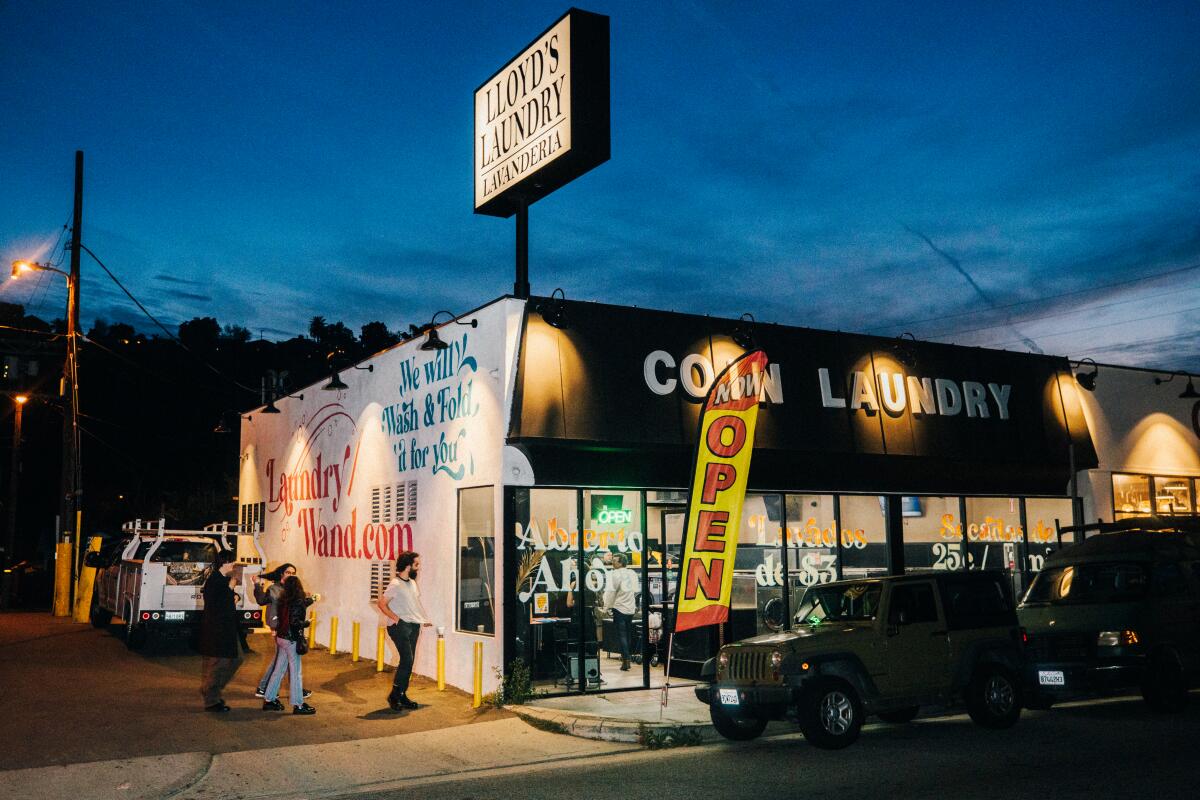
[87, 519, 265, 650]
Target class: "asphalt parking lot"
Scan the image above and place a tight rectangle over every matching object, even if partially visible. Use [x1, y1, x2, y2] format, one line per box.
[0, 612, 508, 770]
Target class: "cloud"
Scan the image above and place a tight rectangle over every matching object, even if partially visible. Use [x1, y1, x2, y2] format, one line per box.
[153, 274, 206, 286]
[162, 289, 212, 302]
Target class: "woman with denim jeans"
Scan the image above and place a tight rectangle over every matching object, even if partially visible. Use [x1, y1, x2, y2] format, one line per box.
[252, 563, 298, 698]
[262, 575, 317, 715]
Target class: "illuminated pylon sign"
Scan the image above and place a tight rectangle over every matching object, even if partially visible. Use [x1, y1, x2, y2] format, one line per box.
[674, 350, 768, 633]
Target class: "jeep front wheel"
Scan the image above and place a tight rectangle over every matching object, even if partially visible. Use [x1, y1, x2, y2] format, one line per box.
[709, 702, 767, 741]
[798, 678, 863, 750]
[966, 665, 1021, 729]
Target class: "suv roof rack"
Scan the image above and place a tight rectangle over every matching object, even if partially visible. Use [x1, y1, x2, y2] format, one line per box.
[1060, 515, 1200, 537]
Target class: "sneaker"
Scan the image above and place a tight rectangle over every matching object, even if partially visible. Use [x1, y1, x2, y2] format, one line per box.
[205, 702, 231, 713]
[303, 689, 313, 699]
[262, 699, 284, 711]
[293, 703, 316, 715]
[254, 688, 266, 698]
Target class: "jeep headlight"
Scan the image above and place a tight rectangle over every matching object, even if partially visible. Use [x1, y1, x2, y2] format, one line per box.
[717, 650, 729, 678]
[770, 651, 783, 670]
[1097, 630, 1139, 647]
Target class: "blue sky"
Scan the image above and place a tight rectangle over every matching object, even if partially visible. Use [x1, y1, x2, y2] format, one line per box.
[2, 1, 1198, 370]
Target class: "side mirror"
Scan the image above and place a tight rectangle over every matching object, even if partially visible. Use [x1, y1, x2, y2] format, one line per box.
[84, 551, 105, 568]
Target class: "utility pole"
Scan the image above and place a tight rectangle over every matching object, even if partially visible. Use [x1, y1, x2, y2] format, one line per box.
[62, 150, 83, 605]
[6, 395, 27, 566]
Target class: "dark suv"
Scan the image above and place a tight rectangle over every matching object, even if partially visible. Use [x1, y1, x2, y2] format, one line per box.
[1019, 519, 1200, 712]
[696, 571, 1024, 749]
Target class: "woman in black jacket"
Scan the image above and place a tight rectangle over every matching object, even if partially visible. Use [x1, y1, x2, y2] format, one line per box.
[198, 551, 243, 712]
[252, 563, 298, 699]
[262, 575, 317, 715]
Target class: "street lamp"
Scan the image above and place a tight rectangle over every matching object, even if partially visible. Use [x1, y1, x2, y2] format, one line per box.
[11, 260, 70, 281]
[10, 255, 82, 589]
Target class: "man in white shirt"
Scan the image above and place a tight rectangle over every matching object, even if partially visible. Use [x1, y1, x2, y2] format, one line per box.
[601, 553, 640, 671]
[375, 551, 432, 711]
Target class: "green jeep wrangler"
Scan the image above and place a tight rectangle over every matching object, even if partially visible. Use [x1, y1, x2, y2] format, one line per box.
[696, 571, 1024, 749]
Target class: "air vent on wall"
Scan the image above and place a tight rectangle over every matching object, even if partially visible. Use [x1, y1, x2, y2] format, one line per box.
[369, 560, 394, 602]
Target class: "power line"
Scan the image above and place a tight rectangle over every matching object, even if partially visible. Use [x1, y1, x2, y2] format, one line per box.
[25, 215, 71, 317]
[0, 323, 63, 339]
[984, 304, 1200, 349]
[79, 244, 258, 396]
[1076, 328, 1200, 355]
[923, 283, 1200, 339]
[868, 261, 1200, 334]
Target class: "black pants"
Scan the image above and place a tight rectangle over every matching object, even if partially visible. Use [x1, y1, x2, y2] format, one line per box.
[200, 655, 243, 707]
[387, 621, 420, 693]
[612, 609, 633, 662]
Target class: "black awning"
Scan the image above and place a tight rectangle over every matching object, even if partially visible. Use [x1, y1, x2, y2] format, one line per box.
[510, 298, 1097, 496]
[511, 438, 1078, 496]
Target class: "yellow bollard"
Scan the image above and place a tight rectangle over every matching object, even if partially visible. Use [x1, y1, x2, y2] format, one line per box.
[72, 536, 102, 623]
[376, 626, 386, 672]
[53, 542, 72, 617]
[437, 630, 446, 691]
[351, 621, 361, 662]
[307, 613, 317, 650]
[329, 616, 339, 655]
[472, 641, 483, 708]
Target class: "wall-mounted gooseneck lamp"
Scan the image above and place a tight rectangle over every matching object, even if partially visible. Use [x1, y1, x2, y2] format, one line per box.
[260, 393, 302, 414]
[213, 409, 253, 433]
[731, 313, 757, 349]
[1074, 358, 1098, 392]
[323, 361, 374, 391]
[420, 310, 479, 351]
[537, 288, 569, 330]
[1154, 370, 1200, 399]
[261, 371, 304, 410]
[892, 331, 919, 368]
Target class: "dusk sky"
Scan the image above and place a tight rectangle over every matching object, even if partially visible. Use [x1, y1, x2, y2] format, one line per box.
[2, 1, 1198, 371]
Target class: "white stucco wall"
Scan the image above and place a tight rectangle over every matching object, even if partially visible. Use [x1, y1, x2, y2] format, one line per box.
[238, 298, 527, 693]
[1073, 365, 1200, 523]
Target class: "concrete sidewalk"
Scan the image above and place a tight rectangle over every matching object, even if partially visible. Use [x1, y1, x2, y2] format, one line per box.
[1, 718, 635, 800]
[509, 684, 770, 743]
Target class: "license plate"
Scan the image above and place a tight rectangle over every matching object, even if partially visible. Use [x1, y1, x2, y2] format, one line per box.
[165, 611, 185, 621]
[719, 688, 739, 706]
[1038, 670, 1065, 686]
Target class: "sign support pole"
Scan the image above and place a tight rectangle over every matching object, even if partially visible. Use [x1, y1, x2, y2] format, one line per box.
[514, 196, 529, 299]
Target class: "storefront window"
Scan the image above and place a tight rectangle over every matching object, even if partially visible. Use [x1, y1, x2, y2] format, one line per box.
[1112, 474, 1152, 519]
[962, 497, 1022, 573]
[1024, 498, 1072, 574]
[583, 490, 644, 681]
[784, 494, 838, 624]
[838, 495, 888, 578]
[899, 497, 962, 572]
[456, 486, 495, 635]
[1152, 475, 1194, 515]
[516, 489, 584, 690]
[736, 494, 785, 637]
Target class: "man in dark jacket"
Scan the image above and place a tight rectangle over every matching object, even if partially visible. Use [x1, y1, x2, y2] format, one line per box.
[198, 550, 244, 712]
